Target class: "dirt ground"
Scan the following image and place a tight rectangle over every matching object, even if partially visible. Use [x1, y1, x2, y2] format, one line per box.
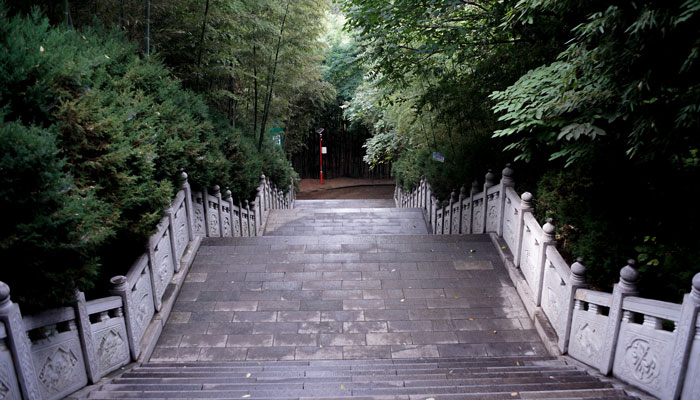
[296, 178, 395, 200]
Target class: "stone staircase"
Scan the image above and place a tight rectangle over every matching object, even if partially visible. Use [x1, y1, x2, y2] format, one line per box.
[87, 357, 635, 399]
[82, 200, 638, 399]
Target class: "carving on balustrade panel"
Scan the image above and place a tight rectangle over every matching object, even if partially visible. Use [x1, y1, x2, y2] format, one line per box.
[31, 330, 87, 400]
[519, 224, 538, 292]
[173, 201, 188, 260]
[485, 190, 501, 233]
[542, 261, 568, 336]
[567, 292, 610, 370]
[0, 337, 21, 400]
[222, 200, 232, 237]
[451, 203, 460, 234]
[241, 210, 249, 237]
[95, 326, 128, 375]
[613, 321, 670, 397]
[461, 201, 471, 235]
[472, 198, 483, 233]
[192, 193, 206, 236]
[232, 208, 241, 237]
[444, 207, 451, 235]
[130, 267, 154, 347]
[207, 197, 220, 237]
[151, 230, 174, 305]
[502, 191, 519, 252]
[435, 208, 443, 235]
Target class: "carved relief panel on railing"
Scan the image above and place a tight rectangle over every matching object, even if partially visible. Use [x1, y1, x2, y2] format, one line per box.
[192, 192, 206, 236]
[86, 297, 129, 378]
[206, 194, 220, 237]
[127, 258, 154, 350]
[472, 196, 484, 234]
[0, 323, 22, 400]
[149, 225, 174, 311]
[461, 200, 471, 235]
[435, 207, 443, 235]
[485, 187, 501, 233]
[611, 297, 679, 398]
[541, 248, 572, 339]
[222, 201, 232, 237]
[503, 188, 520, 252]
[24, 309, 88, 400]
[172, 198, 189, 261]
[568, 290, 611, 370]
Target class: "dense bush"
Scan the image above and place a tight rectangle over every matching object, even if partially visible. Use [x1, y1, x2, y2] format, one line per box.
[0, 7, 296, 312]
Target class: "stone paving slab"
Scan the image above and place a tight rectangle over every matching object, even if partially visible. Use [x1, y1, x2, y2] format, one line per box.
[154, 229, 544, 361]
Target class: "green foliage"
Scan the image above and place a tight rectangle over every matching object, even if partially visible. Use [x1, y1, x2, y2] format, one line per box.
[491, 0, 700, 166]
[0, 118, 107, 309]
[0, 7, 297, 311]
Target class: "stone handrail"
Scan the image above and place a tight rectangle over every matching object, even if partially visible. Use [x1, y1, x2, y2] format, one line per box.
[396, 166, 700, 400]
[0, 171, 295, 399]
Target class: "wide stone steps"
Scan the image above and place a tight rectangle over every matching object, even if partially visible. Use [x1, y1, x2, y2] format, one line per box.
[87, 357, 634, 399]
[264, 200, 429, 236]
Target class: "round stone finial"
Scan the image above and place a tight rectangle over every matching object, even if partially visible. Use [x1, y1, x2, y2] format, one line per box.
[471, 180, 480, 194]
[502, 163, 514, 177]
[620, 259, 640, 283]
[571, 258, 586, 276]
[485, 169, 496, 187]
[543, 218, 555, 235]
[459, 185, 467, 197]
[691, 272, 700, 297]
[181, 170, 188, 181]
[110, 275, 127, 289]
[450, 189, 458, 202]
[245, 200, 250, 207]
[226, 189, 232, 198]
[212, 185, 221, 194]
[0, 281, 10, 303]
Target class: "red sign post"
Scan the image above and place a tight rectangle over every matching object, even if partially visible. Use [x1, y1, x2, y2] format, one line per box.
[316, 128, 325, 184]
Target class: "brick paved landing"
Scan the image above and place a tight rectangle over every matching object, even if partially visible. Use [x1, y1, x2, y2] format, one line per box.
[264, 199, 429, 236]
[152, 232, 545, 362]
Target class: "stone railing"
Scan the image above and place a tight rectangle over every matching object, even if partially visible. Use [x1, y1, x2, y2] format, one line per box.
[396, 166, 700, 400]
[0, 172, 294, 400]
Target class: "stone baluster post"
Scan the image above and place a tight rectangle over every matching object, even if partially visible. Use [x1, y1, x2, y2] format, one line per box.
[481, 169, 495, 233]
[448, 189, 458, 234]
[425, 182, 432, 220]
[213, 185, 223, 237]
[667, 273, 700, 399]
[238, 200, 245, 236]
[600, 260, 639, 374]
[458, 186, 467, 234]
[468, 180, 480, 234]
[202, 187, 211, 237]
[74, 290, 99, 383]
[166, 193, 181, 272]
[514, 192, 533, 268]
[259, 175, 267, 213]
[560, 258, 587, 353]
[181, 171, 194, 244]
[226, 190, 236, 237]
[252, 199, 259, 236]
[109, 275, 139, 360]
[245, 200, 252, 236]
[498, 164, 515, 237]
[0, 282, 41, 399]
[431, 195, 438, 234]
[535, 219, 557, 306]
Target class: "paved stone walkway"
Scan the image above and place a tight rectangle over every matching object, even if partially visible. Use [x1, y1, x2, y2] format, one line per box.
[151, 200, 545, 362]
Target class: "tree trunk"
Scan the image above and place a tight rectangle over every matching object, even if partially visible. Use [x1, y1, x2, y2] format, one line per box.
[258, 0, 291, 152]
[65, 0, 74, 29]
[196, 0, 211, 90]
[145, 0, 150, 56]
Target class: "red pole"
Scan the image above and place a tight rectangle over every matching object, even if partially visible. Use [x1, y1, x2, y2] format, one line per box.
[319, 134, 323, 185]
